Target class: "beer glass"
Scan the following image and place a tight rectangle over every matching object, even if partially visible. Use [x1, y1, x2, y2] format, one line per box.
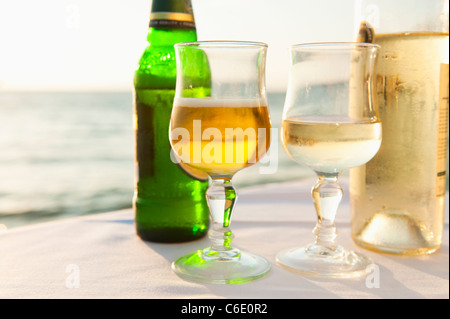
[169, 41, 271, 284]
[277, 43, 381, 278]
[351, 0, 449, 255]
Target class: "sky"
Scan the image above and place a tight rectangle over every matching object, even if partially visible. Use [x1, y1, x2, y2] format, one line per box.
[0, 0, 356, 92]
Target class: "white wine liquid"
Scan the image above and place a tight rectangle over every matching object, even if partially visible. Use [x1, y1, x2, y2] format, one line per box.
[282, 116, 382, 174]
[350, 32, 449, 255]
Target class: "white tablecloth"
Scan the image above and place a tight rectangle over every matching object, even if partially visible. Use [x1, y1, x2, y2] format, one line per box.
[0, 178, 448, 299]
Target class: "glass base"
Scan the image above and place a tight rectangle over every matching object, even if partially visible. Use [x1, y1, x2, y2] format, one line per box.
[172, 249, 271, 284]
[276, 245, 373, 279]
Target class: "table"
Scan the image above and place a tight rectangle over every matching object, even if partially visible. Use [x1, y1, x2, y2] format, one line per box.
[0, 178, 448, 299]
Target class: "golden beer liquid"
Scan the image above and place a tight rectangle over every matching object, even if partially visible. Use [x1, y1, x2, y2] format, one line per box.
[351, 32, 449, 255]
[170, 98, 271, 177]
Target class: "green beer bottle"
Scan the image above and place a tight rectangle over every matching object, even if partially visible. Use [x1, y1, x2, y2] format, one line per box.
[133, 0, 210, 242]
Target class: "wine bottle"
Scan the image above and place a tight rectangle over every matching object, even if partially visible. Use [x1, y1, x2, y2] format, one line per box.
[351, 0, 449, 255]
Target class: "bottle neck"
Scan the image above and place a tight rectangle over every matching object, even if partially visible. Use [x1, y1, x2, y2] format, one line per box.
[134, 0, 197, 89]
[149, 0, 196, 31]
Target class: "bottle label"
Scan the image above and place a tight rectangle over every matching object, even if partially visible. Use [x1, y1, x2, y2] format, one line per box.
[135, 100, 155, 179]
[150, 0, 195, 29]
[150, 12, 196, 30]
[436, 63, 449, 197]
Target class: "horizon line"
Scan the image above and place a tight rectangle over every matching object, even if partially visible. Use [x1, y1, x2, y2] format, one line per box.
[0, 89, 287, 94]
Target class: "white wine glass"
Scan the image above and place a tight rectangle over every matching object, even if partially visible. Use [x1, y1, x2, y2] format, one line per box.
[169, 41, 272, 284]
[277, 42, 381, 278]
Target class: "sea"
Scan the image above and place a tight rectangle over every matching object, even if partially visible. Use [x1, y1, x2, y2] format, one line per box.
[0, 91, 316, 229]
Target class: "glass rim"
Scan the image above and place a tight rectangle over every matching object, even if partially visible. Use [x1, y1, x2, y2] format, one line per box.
[290, 42, 381, 51]
[175, 40, 269, 49]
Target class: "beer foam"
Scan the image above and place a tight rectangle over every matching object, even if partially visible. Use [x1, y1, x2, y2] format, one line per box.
[174, 97, 268, 108]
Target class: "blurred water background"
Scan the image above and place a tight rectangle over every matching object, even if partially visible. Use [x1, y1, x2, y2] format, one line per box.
[0, 91, 318, 229]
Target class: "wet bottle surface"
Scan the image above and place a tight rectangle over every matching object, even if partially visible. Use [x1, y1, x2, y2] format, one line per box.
[351, 0, 449, 255]
[133, 0, 210, 243]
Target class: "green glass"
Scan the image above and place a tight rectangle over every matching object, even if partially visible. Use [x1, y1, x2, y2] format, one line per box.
[133, 0, 210, 243]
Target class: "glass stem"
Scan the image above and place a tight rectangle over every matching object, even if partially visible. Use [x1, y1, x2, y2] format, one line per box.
[202, 178, 240, 261]
[308, 174, 344, 257]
